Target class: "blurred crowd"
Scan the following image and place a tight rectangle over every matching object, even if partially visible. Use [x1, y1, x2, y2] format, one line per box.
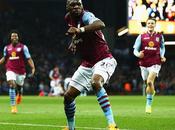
[129, 0, 175, 21]
[0, 1, 174, 95]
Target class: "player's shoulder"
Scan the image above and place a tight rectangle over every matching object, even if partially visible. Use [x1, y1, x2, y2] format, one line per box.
[83, 10, 94, 17]
[18, 42, 25, 46]
[64, 12, 70, 21]
[155, 31, 163, 36]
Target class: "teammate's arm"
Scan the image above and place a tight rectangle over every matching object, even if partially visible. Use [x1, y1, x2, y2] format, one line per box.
[0, 57, 5, 64]
[0, 46, 7, 64]
[133, 35, 144, 58]
[49, 70, 54, 80]
[23, 45, 35, 76]
[160, 35, 166, 62]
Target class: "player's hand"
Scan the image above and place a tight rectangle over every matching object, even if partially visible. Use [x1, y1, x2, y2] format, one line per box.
[161, 57, 166, 62]
[139, 50, 144, 58]
[30, 68, 35, 77]
[68, 41, 76, 54]
[67, 27, 80, 36]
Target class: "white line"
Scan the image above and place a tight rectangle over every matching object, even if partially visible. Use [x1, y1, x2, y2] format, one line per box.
[0, 122, 130, 130]
[165, 41, 175, 45]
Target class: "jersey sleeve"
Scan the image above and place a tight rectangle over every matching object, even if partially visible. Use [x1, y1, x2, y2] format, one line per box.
[133, 35, 141, 57]
[160, 35, 165, 57]
[82, 11, 100, 25]
[3, 46, 7, 57]
[23, 45, 31, 59]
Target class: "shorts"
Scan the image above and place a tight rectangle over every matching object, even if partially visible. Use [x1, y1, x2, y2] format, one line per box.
[50, 79, 61, 88]
[69, 57, 117, 92]
[140, 64, 161, 81]
[6, 71, 26, 86]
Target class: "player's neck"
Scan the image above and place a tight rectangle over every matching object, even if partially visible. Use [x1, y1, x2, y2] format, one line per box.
[12, 42, 18, 47]
[147, 30, 155, 35]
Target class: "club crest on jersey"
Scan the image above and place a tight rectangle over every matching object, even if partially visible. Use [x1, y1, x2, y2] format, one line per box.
[156, 37, 159, 42]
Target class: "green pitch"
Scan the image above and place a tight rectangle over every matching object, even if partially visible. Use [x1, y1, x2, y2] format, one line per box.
[0, 96, 175, 130]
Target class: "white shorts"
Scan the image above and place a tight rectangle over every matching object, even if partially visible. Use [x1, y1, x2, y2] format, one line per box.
[140, 64, 161, 81]
[52, 85, 64, 96]
[6, 71, 26, 86]
[50, 79, 61, 88]
[69, 57, 117, 92]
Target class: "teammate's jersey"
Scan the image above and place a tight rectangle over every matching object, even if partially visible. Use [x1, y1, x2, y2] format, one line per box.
[49, 70, 60, 80]
[4, 43, 31, 74]
[65, 10, 112, 67]
[134, 32, 163, 67]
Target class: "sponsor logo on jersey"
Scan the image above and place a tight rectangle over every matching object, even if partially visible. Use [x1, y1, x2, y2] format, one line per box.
[148, 41, 154, 47]
[9, 51, 19, 60]
[145, 46, 157, 50]
[145, 41, 156, 50]
[143, 37, 150, 40]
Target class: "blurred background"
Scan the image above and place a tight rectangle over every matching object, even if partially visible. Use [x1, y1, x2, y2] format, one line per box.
[0, 0, 174, 95]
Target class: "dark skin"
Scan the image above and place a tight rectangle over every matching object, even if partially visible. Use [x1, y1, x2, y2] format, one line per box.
[0, 32, 35, 89]
[64, 1, 106, 100]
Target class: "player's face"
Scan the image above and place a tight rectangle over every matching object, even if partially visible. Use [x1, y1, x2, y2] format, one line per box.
[69, 1, 83, 17]
[146, 19, 156, 32]
[11, 33, 19, 44]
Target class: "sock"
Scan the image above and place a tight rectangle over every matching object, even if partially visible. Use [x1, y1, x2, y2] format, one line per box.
[64, 100, 76, 130]
[97, 87, 115, 125]
[146, 94, 153, 107]
[9, 88, 16, 106]
[17, 86, 23, 95]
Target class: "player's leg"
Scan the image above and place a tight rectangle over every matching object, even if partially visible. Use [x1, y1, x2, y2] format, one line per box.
[6, 71, 17, 113]
[145, 71, 157, 113]
[145, 65, 161, 114]
[140, 66, 149, 96]
[91, 74, 118, 129]
[92, 57, 118, 130]
[63, 86, 80, 130]
[16, 74, 25, 104]
[63, 66, 92, 130]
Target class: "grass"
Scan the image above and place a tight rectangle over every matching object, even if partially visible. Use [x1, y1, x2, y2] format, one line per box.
[0, 96, 175, 130]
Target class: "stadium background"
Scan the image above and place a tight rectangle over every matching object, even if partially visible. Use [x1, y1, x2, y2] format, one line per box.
[0, 0, 174, 95]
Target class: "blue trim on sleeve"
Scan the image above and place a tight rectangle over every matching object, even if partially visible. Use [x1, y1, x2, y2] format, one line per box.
[23, 45, 31, 59]
[133, 35, 141, 50]
[160, 35, 165, 57]
[3, 46, 7, 57]
[82, 11, 99, 25]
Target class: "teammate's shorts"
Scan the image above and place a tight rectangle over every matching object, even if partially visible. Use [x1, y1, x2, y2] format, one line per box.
[140, 64, 161, 81]
[6, 71, 26, 86]
[50, 79, 61, 88]
[69, 57, 117, 92]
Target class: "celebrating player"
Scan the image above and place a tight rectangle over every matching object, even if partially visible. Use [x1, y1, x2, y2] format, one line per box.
[49, 66, 64, 96]
[133, 18, 166, 114]
[63, 0, 119, 130]
[0, 29, 35, 113]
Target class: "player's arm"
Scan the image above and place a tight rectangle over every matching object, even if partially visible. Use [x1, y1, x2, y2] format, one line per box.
[160, 35, 166, 62]
[23, 45, 35, 76]
[49, 70, 54, 80]
[133, 35, 144, 58]
[0, 57, 5, 64]
[0, 46, 7, 64]
[27, 58, 35, 76]
[67, 12, 105, 35]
